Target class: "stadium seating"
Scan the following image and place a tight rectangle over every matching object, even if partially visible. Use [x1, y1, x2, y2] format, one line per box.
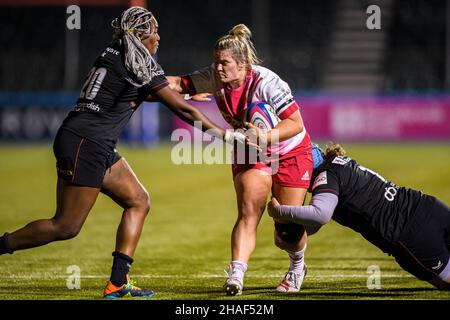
[0, 1, 445, 92]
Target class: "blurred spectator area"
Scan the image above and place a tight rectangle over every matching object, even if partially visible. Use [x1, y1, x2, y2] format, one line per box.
[0, 0, 446, 92]
[386, 0, 446, 92]
[0, 6, 125, 91]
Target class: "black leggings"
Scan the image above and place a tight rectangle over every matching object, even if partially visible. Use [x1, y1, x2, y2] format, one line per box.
[393, 195, 450, 281]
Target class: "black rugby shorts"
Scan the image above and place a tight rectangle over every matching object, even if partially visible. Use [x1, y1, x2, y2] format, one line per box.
[53, 129, 121, 188]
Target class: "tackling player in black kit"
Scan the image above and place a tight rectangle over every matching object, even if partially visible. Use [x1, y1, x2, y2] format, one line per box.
[268, 143, 450, 290]
[0, 7, 247, 299]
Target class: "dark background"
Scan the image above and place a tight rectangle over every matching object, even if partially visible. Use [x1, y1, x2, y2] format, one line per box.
[0, 0, 446, 93]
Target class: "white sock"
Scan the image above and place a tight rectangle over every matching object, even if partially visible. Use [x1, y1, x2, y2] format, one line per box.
[286, 244, 306, 274]
[230, 260, 248, 281]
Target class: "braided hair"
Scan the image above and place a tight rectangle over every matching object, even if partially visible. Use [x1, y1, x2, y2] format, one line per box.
[111, 6, 158, 87]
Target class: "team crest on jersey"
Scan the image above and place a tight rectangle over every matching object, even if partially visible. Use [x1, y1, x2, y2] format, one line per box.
[332, 156, 350, 165]
[312, 171, 328, 190]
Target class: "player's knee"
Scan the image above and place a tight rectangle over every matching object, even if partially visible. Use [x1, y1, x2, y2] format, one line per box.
[140, 190, 151, 214]
[53, 220, 82, 240]
[130, 189, 151, 214]
[238, 201, 263, 223]
[274, 222, 305, 246]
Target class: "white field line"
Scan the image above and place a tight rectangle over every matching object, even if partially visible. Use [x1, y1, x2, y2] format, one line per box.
[3, 273, 414, 279]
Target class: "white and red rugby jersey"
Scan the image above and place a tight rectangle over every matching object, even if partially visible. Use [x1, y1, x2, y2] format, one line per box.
[181, 65, 308, 156]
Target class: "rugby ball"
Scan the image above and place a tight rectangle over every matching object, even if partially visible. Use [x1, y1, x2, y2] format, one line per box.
[245, 102, 279, 131]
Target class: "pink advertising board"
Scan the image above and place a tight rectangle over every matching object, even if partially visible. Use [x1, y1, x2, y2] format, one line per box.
[173, 95, 450, 141]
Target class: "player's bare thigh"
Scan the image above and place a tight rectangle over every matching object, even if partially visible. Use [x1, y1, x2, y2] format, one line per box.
[233, 169, 272, 218]
[272, 184, 307, 206]
[101, 158, 149, 209]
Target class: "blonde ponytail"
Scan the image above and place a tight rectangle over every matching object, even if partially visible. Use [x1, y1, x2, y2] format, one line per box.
[229, 24, 252, 40]
[215, 24, 261, 67]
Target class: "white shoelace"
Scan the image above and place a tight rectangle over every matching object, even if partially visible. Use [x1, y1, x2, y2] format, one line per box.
[224, 265, 244, 281]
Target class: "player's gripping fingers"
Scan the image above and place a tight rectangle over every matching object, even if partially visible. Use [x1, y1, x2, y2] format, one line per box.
[245, 123, 268, 146]
[190, 92, 212, 102]
[245, 122, 256, 129]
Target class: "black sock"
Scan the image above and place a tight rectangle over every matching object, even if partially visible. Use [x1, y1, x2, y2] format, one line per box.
[0, 233, 13, 255]
[110, 251, 134, 286]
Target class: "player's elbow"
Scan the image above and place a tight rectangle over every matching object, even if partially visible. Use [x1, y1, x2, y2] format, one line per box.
[293, 115, 304, 135]
[294, 122, 304, 136]
[298, 120, 304, 133]
[317, 216, 331, 226]
[285, 112, 304, 136]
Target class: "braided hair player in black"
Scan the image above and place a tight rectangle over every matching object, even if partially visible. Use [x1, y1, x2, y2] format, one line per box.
[0, 7, 247, 299]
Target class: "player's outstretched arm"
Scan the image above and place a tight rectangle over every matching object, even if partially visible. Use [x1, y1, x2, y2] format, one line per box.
[165, 76, 212, 101]
[245, 110, 304, 145]
[270, 110, 304, 143]
[150, 85, 245, 144]
[268, 194, 338, 226]
[144, 91, 211, 102]
[190, 93, 212, 102]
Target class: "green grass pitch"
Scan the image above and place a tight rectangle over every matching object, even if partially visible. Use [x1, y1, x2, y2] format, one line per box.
[0, 143, 449, 300]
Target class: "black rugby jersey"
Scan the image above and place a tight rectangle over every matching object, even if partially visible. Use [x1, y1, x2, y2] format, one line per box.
[60, 43, 168, 150]
[311, 156, 423, 241]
